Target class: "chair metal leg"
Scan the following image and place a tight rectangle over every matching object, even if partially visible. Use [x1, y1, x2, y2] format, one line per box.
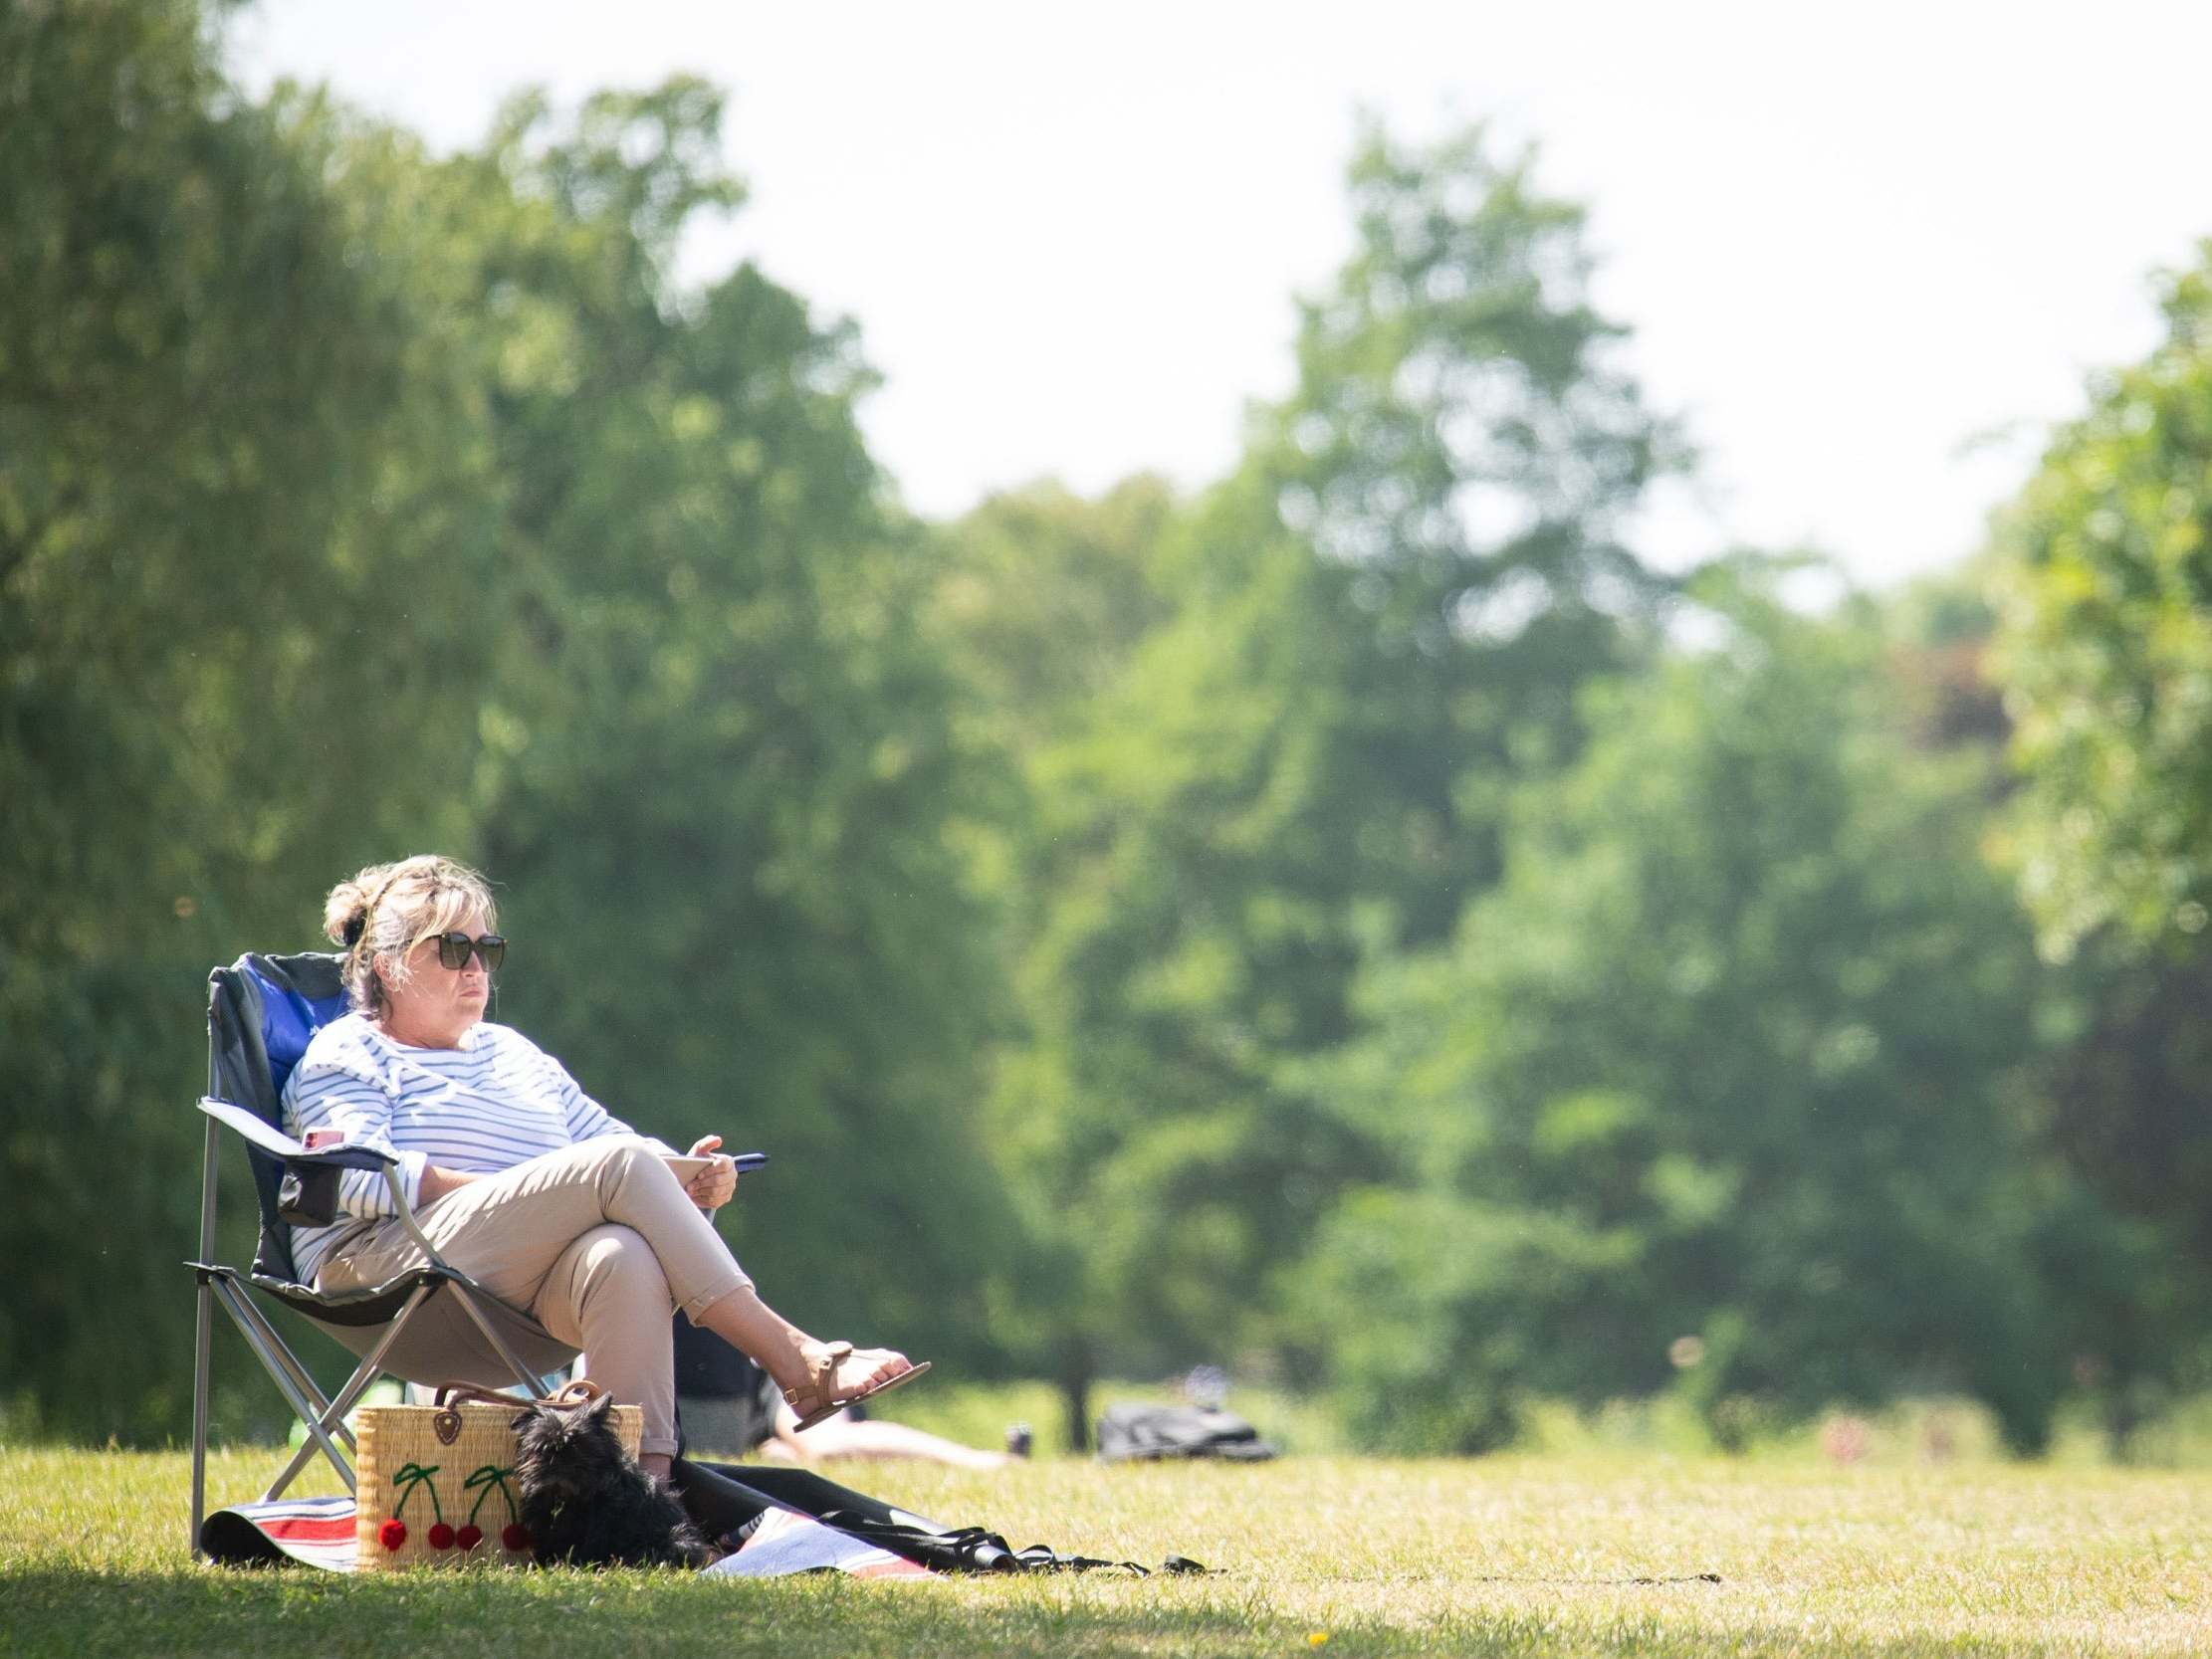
[211, 1280, 355, 1496]
[221, 1286, 353, 1457]
[190, 1116, 220, 1561]
[190, 1277, 215, 1561]
[255, 1283, 435, 1503]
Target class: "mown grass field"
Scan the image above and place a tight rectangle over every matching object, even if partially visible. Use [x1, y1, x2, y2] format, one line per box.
[4, 1436, 2209, 1658]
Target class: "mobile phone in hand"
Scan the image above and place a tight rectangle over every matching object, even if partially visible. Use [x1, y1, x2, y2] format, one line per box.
[663, 1151, 771, 1184]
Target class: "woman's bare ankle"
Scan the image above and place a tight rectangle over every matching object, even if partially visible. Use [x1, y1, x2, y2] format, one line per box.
[695, 1285, 815, 1395]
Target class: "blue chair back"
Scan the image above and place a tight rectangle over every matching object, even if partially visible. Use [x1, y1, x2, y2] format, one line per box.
[248, 962, 350, 1098]
[207, 951, 349, 1283]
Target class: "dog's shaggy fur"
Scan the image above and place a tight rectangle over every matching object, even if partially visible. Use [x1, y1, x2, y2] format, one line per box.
[510, 1392, 712, 1569]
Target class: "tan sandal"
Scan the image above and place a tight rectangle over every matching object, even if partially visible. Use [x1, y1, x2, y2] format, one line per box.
[782, 1342, 932, 1433]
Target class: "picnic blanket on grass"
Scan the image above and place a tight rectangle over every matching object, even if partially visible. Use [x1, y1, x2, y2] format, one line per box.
[200, 1461, 1203, 1578]
[198, 1490, 933, 1577]
[199, 1494, 359, 1571]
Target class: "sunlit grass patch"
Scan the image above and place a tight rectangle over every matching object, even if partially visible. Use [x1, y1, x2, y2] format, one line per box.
[2, 1445, 2208, 1657]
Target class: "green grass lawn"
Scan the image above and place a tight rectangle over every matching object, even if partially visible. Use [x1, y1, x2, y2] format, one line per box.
[2, 1443, 2208, 1657]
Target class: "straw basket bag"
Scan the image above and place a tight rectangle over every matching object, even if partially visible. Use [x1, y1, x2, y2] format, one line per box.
[353, 1379, 642, 1570]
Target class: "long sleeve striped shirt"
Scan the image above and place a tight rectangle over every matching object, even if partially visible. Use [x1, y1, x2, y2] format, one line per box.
[278, 1011, 672, 1286]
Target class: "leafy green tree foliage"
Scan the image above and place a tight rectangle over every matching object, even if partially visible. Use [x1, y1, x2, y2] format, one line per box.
[1988, 243, 2212, 954]
[926, 476, 1181, 758]
[2003, 913, 2212, 1450]
[1880, 572, 2212, 1452]
[973, 485, 1382, 1428]
[1880, 572, 2014, 756]
[2, 10, 1010, 1435]
[1980, 258, 2212, 1431]
[923, 476, 1214, 1419]
[958, 126, 1681, 1433]
[1299, 567, 2081, 1453]
[0, 0, 495, 1438]
[19, 8, 2197, 1458]
[1254, 120, 1682, 942]
[420, 83, 1018, 1368]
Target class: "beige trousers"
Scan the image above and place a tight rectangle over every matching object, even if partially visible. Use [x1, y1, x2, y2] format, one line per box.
[315, 1137, 753, 1456]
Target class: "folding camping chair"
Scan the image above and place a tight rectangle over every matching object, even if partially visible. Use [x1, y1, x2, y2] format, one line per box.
[187, 951, 578, 1559]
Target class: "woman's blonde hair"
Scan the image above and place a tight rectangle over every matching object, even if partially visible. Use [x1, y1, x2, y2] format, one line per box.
[323, 855, 498, 1017]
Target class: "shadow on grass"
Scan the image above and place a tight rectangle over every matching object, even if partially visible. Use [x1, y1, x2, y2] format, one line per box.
[1, 1564, 1263, 1659]
[3, 1563, 2152, 1659]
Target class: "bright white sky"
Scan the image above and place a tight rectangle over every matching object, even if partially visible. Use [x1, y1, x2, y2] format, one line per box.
[229, 1, 2211, 586]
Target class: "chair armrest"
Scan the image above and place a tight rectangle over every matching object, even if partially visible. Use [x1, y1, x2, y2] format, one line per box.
[200, 1098, 456, 1270]
[198, 1099, 398, 1173]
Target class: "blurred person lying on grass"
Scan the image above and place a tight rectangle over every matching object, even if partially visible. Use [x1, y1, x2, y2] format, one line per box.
[674, 1319, 1009, 1470]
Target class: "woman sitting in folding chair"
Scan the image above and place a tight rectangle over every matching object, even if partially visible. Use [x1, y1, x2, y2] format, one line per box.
[281, 853, 925, 1484]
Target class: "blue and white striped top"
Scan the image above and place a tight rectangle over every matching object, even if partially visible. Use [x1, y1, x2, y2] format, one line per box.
[279, 1012, 668, 1286]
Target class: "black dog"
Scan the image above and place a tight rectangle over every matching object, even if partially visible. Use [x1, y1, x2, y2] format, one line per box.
[510, 1392, 712, 1569]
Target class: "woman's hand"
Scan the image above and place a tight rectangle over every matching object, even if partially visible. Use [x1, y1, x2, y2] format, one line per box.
[684, 1134, 739, 1210]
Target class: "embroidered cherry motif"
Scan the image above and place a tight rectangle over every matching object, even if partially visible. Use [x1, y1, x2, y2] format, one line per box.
[462, 1462, 529, 1555]
[382, 1462, 445, 1554]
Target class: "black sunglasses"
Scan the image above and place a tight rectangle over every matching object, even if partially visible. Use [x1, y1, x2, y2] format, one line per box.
[432, 932, 507, 971]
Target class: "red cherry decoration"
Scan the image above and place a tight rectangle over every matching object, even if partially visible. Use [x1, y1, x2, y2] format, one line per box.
[502, 1523, 531, 1553]
[378, 1519, 407, 1551]
[457, 1524, 484, 1551]
[428, 1522, 456, 1551]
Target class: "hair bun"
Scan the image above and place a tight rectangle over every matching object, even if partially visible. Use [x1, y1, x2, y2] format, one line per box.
[323, 872, 381, 948]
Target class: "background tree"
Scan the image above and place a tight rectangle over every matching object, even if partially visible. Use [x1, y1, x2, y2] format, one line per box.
[446, 81, 1020, 1365]
[1983, 248, 2212, 1439]
[1254, 120, 1682, 941]
[959, 123, 1683, 1438]
[1988, 242, 2212, 954]
[1298, 565, 2084, 1452]
[927, 476, 1181, 757]
[0, 8, 1014, 1436]
[0, 0, 497, 1437]
[12, 0, 2212, 1458]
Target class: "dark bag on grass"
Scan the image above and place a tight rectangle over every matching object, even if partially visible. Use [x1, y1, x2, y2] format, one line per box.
[812, 1513, 1206, 1577]
[1094, 1401, 1276, 1462]
[669, 1457, 1208, 1576]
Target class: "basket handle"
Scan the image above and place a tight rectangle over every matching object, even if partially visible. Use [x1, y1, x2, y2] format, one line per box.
[432, 1378, 607, 1412]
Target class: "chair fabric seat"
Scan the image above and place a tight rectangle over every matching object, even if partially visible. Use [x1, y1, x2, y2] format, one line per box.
[194, 1261, 576, 1382]
[214, 1263, 467, 1328]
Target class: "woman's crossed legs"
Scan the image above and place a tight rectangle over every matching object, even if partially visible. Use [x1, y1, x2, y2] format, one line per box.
[316, 1137, 911, 1464]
